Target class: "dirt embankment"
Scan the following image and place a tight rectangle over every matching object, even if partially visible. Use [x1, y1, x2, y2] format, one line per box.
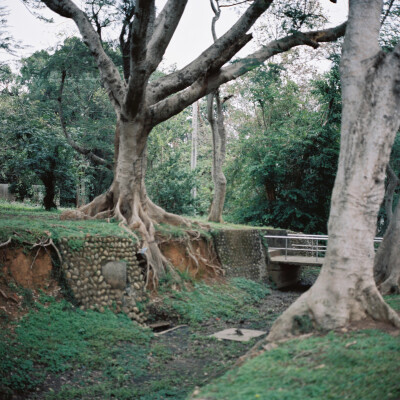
[0, 235, 223, 324]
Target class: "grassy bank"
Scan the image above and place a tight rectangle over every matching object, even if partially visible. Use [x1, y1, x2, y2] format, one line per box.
[193, 297, 400, 400]
[0, 278, 272, 399]
[0, 201, 132, 243]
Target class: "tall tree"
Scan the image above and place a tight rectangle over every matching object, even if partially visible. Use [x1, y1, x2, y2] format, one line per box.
[207, 0, 228, 223]
[191, 101, 199, 200]
[268, 0, 400, 341]
[37, 0, 345, 282]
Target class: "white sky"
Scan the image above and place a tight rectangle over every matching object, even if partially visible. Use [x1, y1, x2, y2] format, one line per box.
[1, 0, 348, 70]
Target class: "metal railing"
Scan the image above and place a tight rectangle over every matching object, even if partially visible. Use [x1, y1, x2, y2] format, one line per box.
[265, 233, 383, 261]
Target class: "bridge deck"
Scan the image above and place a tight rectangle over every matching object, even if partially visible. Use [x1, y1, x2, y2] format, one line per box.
[269, 255, 324, 266]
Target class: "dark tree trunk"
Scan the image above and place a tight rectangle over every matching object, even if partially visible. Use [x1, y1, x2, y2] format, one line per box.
[41, 168, 57, 211]
[374, 198, 400, 294]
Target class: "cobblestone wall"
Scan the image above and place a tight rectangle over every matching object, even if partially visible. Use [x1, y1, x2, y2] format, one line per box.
[213, 229, 269, 281]
[59, 236, 147, 325]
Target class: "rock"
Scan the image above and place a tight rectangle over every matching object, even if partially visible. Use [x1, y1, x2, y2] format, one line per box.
[102, 261, 127, 290]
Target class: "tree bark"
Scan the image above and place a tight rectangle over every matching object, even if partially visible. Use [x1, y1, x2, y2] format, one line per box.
[267, 0, 400, 341]
[191, 101, 199, 199]
[384, 164, 399, 223]
[207, 0, 227, 223]
[374, 194, 400, 294]
[41, 159, 57, 211]
[207, 91, 227, 223]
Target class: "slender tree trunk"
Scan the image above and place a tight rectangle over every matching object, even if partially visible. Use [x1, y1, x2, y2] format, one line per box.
[207, 0, 227, 223]
[374, 197, 400, 294]
[207, 92, 227, 223]
[191, 101, 199, 199]
[267, 0, 400, 341]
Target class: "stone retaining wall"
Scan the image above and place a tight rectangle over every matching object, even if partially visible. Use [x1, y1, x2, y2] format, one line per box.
[213, 229, 268, 281]
[59, 236, 147, 324]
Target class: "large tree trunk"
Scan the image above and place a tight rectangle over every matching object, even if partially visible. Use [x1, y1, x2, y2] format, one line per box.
[207, 92, 227, 223]
[374, 199, 400, 294]
[72, 119, 189, 283]
[267, 0, 400, 342]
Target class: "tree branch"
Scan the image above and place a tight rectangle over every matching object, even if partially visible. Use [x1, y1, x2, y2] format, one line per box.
[147, 0, 274, 105]
[150, 22, 347, 125]
[381, 0, 395, 26]
[41, 0, 125, 112]
[124, 0, 156, 118]
[146, 0, 188, 74]
[57, 70, 112, 169]
[119, 4, 135, 82]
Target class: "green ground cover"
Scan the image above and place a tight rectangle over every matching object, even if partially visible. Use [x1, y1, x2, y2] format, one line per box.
[193, 328, 400, 400]
[193, 297, 400, 400]
[0, 278, 272, 399]
[153, 277, 270, 325]
[0, 201, 133, 243]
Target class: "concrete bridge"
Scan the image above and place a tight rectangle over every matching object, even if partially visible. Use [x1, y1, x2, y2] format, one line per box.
[265, 234, 382, 288]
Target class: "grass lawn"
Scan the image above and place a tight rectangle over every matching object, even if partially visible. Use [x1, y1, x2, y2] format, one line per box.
[0, 200, 132, 243]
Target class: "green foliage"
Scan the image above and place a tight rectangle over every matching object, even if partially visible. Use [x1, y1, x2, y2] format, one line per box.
[147, 151, 197, 215]
[195, 329, 400, 400]
[0, 299, 150, 394]
[0, 37, 116, 208]
[146, 108, 203, 216]
[293, 314, 314, 334]
[156, 278, 270, 325]
[224, 62, 341, 234]
[66, 238, 85, 252]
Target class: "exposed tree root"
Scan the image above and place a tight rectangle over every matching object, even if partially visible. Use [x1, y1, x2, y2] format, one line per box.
[0, 238, 12, 248]
[236, 281, 400, 368]
[378, 277, 400, 295]
[60, 189, 215, 287]
[266, 281, 400, 343]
